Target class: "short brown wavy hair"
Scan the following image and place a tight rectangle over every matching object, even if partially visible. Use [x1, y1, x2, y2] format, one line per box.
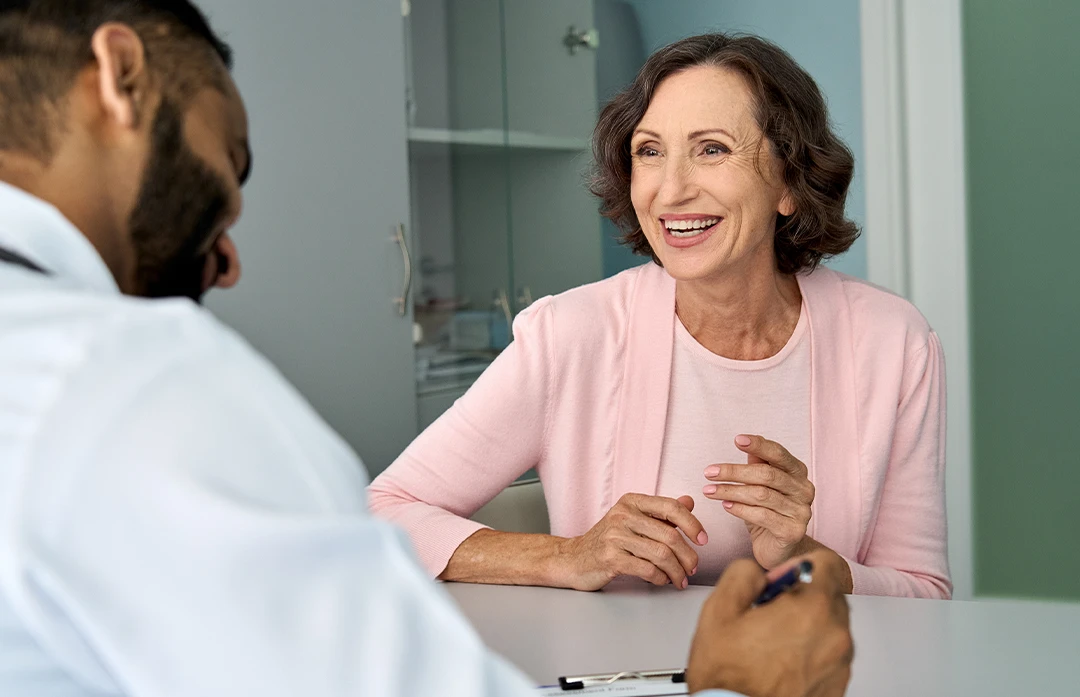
[591, 33, 860, 274]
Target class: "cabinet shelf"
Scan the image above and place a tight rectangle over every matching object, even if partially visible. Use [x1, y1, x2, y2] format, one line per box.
[408, 127, 590, 156]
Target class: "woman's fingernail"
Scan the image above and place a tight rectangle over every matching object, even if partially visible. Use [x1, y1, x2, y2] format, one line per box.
[697, 531, 708, 545]
[703, 484, 717, 495]
[681, 578, 689, 589]
[723, 500, 734, 510]
[704, 465, 720, 478]
[735, 435, 752, 447]
[691, 566, 698, 575]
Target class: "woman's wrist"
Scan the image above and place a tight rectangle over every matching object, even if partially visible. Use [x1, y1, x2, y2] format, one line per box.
[441, 529, 576, 588]
[545, 535, 584, 588]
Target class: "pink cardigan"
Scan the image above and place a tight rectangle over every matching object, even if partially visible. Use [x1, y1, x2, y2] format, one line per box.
[369, 264, 952, 599]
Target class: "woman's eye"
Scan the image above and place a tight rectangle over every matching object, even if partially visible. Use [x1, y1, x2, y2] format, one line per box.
[634, 145, 660, 158]
[703, 143, 730, 156]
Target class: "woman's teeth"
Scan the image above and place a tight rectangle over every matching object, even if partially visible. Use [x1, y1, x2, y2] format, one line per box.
[663, 217, 720, 238]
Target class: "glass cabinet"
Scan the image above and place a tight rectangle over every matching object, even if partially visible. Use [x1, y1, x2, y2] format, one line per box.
[404, 0, 605, 428]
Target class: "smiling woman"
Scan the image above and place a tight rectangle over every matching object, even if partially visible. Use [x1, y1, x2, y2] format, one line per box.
[369, 33, 951, 600]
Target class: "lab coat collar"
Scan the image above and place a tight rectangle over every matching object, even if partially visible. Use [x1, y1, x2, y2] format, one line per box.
[0, 180, 121, 295]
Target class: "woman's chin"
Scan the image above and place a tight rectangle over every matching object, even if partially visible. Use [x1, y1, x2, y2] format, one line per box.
[657, 252, 731, 283]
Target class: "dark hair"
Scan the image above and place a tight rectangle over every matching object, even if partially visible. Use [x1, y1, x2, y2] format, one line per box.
[591, 33, 859, 274]
[0, 0, 232, 160]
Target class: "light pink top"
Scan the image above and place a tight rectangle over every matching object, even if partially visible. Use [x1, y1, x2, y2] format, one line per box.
[369, 264, 952, 599]
[656, 306, 811, 586]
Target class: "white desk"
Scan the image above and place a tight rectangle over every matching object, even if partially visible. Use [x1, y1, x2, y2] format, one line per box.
[446, 583, 1080, 697]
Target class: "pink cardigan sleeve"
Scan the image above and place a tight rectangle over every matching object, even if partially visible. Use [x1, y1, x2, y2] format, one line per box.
[367, 300, 555, 577]
[846, 331, 952, 599]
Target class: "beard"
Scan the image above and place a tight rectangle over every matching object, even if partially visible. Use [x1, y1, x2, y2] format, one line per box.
[128, 98, 230, 303]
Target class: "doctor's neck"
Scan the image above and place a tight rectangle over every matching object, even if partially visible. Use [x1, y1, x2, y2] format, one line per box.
[0, 147, 140, 293]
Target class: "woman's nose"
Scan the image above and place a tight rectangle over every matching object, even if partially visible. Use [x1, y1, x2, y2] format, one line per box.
[656, 160, 698, 206]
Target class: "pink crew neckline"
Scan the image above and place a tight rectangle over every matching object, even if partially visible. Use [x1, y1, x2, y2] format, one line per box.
[674, 298, 808, 372]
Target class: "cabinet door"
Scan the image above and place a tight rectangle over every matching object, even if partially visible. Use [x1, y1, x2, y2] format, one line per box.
[503, 0, 599, 139]
[202, 0, 418, 477]
[503, 0, 603, 306]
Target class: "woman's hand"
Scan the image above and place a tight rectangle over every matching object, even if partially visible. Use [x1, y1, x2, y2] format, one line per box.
[555, 493, 709, 591]
[702, 435, 816, 570]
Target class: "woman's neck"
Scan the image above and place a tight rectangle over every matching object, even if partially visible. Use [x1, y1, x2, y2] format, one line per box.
[675, 261, 802, 361]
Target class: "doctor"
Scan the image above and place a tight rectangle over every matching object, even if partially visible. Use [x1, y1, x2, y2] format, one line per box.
[0, 2, 852, 697]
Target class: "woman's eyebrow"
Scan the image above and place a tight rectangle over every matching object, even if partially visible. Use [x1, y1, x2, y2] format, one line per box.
[631, 128, 737, 141]
[688, 128, 735, 140]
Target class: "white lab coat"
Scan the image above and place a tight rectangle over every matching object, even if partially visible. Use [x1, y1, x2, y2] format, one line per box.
[0, 182, 742, 697]
[0, 181, 538, 697]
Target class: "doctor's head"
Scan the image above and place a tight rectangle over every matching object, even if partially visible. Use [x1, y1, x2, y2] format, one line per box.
[0, 0, 249, 302]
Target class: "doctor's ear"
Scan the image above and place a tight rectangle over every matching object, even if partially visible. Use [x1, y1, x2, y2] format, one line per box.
[90, 23, 154, 131]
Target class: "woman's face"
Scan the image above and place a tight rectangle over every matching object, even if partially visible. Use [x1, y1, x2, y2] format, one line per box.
[630, 65, 794, 283]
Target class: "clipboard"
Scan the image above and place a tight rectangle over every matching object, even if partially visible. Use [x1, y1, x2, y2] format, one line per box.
[536, 669, 688, 696]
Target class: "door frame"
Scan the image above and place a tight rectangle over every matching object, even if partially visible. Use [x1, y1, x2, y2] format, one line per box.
[860, 0, 974, 599]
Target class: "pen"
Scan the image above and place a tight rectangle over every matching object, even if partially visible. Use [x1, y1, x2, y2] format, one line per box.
[753, 560, 813, 606]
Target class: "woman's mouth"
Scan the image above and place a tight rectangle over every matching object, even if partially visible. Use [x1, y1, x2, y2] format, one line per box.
[661, 216, 722, 248]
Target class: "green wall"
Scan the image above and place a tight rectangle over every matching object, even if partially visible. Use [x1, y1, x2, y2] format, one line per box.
[964, 1, 1080, 600]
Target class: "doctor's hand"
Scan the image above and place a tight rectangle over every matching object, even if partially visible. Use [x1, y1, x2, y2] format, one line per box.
[554, 493, 707, 591]
[702, 435, 816, 570]
[686, 551, 854, 697]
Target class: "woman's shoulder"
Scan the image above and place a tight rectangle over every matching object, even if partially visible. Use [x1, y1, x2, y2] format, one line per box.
[802, 267, 935, 357]
[514, 263, 664, 358]
[526, 263, 660, 329]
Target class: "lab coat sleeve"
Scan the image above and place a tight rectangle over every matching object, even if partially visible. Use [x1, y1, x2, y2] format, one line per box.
[11, 328, 538, 697]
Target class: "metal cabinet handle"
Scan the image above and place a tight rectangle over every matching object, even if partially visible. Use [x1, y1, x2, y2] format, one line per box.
[517, 286, 534, 309]
[563, 26, 599, 55]
[495, 288, 514, 341]
[392, 223, 412, 316]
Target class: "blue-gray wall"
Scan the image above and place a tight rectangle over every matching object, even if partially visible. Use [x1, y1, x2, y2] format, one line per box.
[595, 0, 649, 277]
[599, 0, 867, 279]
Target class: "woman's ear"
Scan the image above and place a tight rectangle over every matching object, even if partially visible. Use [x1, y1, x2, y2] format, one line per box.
[90, 23, 152, 131]
[779, 189, 796, 217]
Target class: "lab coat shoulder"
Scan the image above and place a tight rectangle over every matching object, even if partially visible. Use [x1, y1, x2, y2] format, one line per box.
[13, 296, 541, 697]
[29, 295, 370, 520]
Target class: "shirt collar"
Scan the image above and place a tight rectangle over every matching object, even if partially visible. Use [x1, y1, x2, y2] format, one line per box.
[0, 180, 121, 295]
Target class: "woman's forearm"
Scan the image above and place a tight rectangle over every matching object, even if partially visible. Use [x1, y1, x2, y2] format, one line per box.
[438, 529, 575, 587]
